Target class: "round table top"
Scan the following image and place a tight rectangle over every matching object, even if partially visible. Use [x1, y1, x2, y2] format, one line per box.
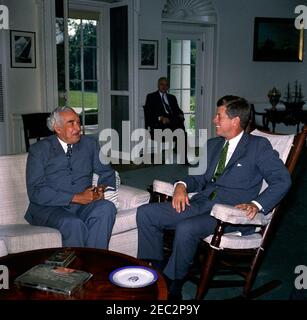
[0, 247, 168, 300]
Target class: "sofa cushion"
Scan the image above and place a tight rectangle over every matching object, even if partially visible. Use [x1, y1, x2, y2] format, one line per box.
[0, 225, 62, 254]
[0, 239, 8, 257]
[118, 185, 150, 210]
[111, 208, 138, 235]
[204, 232, 263, 249]
[0, 154, 29, 225]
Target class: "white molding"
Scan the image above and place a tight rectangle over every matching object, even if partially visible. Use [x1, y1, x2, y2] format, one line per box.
[42, 0, 58, 112]
[162, 0, 217, 24]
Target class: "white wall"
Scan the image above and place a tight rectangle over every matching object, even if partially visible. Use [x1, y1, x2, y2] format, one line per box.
[138, 0, 165, 111]
[213, 0, 306, 103]
[3, 0, 44, 153]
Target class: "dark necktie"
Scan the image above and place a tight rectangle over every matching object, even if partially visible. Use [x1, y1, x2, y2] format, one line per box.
[66, 144, 72, 159]
[162, 93, 172, 114]
[209, 141, 229, 200]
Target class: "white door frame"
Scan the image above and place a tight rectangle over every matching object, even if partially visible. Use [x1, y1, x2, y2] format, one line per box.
[162, 22, 216, 138]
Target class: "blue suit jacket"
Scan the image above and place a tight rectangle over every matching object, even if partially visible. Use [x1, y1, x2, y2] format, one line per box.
[25, 135, 115, 222]
[182, 132, 291, 214]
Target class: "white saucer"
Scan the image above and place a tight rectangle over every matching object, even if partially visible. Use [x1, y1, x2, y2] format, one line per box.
[109, 266, 158, 288]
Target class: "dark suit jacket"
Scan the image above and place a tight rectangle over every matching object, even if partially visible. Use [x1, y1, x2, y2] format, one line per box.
[182, 132, 291, 215]
[25, 135, 116, 222]
[144, 90, 184, 131]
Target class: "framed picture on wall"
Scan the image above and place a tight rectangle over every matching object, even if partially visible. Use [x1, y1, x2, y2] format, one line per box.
[253, 17, 304, 62]
[139, 39, 158, 69]
[10, 30, 36, 68]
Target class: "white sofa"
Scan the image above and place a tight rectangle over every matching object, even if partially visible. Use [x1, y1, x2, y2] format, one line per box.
[0, 154, 150, 258]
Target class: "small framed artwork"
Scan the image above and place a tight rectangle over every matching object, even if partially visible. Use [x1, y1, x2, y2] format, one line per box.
[139, 39, 158, 69]
[253, 17, 304, 62]
[10, 30, 36, 68]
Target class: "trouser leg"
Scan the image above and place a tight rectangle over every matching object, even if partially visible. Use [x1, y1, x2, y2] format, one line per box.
[31, 207, 88, 247]
[77, 200, 116, 249]
[136, 201, 201, 261]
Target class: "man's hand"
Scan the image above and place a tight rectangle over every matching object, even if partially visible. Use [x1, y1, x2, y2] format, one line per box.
[235, 203, 259, 220]
[159, 116, 170, 125]
[172, 183, 190, 213]
[72, 186, 104, 205]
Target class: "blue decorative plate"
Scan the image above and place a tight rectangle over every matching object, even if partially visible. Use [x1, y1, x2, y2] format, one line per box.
[109, 266, 158, 288]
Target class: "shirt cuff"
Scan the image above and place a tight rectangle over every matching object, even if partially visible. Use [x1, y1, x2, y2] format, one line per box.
[174, 181, 187, 189]
[251, 200, 263, 212]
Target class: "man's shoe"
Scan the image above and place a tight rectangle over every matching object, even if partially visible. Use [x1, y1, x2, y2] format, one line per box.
[163, 275, 184, 300]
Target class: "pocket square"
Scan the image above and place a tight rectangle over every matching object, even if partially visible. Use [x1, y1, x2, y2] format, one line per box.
[236, 163, 243, 167]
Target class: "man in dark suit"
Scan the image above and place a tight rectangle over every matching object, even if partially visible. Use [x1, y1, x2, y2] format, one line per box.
[137, 96, 291, 299]
[144, 77, 185, 134]
[25, 106, 117, 249]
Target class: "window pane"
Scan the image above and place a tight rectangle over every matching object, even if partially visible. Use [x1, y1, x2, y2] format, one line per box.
[111, 95, 129, 150]
[181, 89, 191, 113]
[69, 47, 81, 80]
[69, 81, 82, 107]
[84, 47, 97, 80]
[189, 114, 195, 130]
[68, 19, 81, 46]
[190, 89, 196, 112]
[191, 64, 196, 90]
[170, 40, 181, 64]
[82, 20, 97, 47]
[84, 82, 98, 109]
[182, 66, 191, 89]
[169, 65, 181, 89]
[191, 40, 197, 65]
[182, 40, 191, 64]
[110, 6, 128, 91]
[169, 89, 181, 108]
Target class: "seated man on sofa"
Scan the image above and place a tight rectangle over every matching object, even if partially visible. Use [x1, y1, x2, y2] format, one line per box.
[137, 95, 291, 299]
[25, 106, 116, 249]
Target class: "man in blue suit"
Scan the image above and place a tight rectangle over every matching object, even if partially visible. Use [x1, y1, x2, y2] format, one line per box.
[25, 106, 117, 249]
[137, 96, 291, 299]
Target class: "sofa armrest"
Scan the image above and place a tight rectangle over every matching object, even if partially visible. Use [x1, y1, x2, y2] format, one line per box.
[210, 204, 271, 226]
[118, 185, 150, 210]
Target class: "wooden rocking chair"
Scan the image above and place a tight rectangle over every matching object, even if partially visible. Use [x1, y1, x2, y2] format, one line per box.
[152, 125, 307, 299]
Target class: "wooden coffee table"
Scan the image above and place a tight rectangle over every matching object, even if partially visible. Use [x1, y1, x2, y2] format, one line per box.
[0, 247, 168, 300]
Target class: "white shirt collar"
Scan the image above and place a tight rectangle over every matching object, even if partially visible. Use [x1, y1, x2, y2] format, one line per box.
[57, 137, 72, 153]
[225, 130, 244, 165]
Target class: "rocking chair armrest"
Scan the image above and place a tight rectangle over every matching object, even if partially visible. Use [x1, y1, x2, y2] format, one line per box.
[210, 204, 267, 226]
[152, 179, 197, 199]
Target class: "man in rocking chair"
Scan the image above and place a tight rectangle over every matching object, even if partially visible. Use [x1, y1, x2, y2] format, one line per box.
[136, 95, 291, 299]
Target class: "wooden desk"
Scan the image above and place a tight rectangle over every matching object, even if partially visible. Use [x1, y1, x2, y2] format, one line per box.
[0, 248, 168, 300]
[264, 108, 307, 133]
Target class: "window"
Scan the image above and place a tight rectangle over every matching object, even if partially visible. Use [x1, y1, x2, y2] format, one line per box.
[68, 14, 99, 134]
[167, 39, 196, 133]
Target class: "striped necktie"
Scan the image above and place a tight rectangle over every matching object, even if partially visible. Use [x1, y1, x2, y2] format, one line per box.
[66, 144, 72, 159]
[209, 141, 229, 200]
[162, 93, 172, 114]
